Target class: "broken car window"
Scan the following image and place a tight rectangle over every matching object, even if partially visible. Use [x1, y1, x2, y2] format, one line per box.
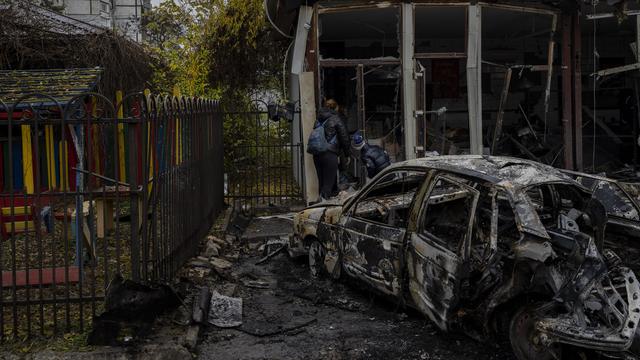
[573, 176, 639, 221]
[471, 187, 495, 263]
[353, 170, 427, 227]
[422, 177, 478, 253]
[593, 181, 639, 221]
[497, 193, 519, 243]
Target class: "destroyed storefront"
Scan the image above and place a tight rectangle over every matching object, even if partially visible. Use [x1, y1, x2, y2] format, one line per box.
[266, 0, 640, 202]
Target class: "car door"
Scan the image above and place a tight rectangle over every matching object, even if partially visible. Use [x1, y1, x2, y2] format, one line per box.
[406, 174, 479, 331]
[340, 169, 427, 297]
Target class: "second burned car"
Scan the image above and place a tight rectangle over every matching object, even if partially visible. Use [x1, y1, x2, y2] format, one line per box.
[290, 155, 640, 360]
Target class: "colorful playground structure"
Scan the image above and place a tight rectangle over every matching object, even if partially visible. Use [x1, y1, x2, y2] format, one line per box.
[0, 68, 189, 289]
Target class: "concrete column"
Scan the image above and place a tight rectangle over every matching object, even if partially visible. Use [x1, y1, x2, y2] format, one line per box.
[401, 3, 417, 160]
[290, 5, 314, 185]
[466, 5, 483, 155]
[299, 72, 318, 204]
[561, 15, 574, 170]
[572, 15, 583, 171]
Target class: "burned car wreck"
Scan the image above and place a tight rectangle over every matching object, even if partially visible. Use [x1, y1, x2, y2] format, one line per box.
[291, 155, 640, 359]
[563, 171, 640, 275]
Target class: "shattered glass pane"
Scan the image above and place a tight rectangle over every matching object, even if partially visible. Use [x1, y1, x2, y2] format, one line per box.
[422, 177, 477, 252]
[593, 181, 639, 221]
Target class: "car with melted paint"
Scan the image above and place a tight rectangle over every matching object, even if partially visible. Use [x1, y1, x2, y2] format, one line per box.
[290, 155, 640, 360]
[562, 171, 640, 274]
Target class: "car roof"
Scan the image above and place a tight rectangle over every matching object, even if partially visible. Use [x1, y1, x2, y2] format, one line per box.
[390, 155, 579, 189]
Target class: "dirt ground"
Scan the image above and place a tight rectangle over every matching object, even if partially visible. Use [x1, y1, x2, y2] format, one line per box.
[196, 216, 516, 360]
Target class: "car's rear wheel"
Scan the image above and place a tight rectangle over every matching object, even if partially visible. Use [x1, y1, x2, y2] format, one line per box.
[308, 240, 326, 278]
[509, 304, 561, 360]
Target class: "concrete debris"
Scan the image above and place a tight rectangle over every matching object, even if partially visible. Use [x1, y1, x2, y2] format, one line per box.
[204, 240, 221, 258]
[224, 251, 240, 261]
[186, 267, 211, 281]
[242, 279, 270, 289]
[225, 234, 236, 245]
[208, 291, 243, 328]
[210, 257, 233, 273]
[188, 258, 211, 269]
[207, 235, 227, 248]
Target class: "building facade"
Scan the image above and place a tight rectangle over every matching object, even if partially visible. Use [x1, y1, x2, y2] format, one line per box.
[38, 0, 151, 42]
[266, 0, 640, 201]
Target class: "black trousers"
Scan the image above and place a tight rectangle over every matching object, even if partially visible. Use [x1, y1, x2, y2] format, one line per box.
[313, 151, 339, 199]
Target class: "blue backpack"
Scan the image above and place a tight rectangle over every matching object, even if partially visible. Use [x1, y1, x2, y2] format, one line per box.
[307, 119, 337, 155]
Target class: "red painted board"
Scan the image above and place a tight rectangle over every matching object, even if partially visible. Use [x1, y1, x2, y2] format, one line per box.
[1, 266, 80, 287]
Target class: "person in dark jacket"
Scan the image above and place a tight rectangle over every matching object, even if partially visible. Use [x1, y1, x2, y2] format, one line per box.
[351, 131, 391, 179]
[313, 99, 351, 200]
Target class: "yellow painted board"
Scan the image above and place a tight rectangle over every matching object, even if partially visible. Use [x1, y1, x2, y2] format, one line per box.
[21, 125, 34, 194]
[45, 125, 56, 189]
[49, 125, 57, 188]
[5, 221, 35, 233]
[2, 206, 31, 216]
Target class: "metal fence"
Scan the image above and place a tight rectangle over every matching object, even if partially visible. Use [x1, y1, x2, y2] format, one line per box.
[0, 92, 223, 340]
[224, 109, 303, 209]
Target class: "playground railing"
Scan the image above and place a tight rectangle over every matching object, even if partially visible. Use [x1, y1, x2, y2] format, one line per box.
[0, 91, 224, 340]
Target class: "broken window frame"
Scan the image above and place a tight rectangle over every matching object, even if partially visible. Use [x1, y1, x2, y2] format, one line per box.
[479, 3, 559, 154]
[587, 12, 640, 78]
[413, 3, 469, 156]
[315, 4, 404, 164]
[418, 172, 480, 257]
[350, 168, 428, 228]
[316, 4, 402, 63]
[413, 3, 469, 60]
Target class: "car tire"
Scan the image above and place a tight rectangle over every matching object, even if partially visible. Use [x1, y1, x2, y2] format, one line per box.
[509, 303, 561, 360]
[308, 240, 326, 278]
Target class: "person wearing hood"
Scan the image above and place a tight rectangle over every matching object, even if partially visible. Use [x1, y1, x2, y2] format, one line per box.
[351, 131, 391, 179]
[310, 99, 351, 200]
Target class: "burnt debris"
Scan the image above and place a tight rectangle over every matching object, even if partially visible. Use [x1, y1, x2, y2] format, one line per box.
[88, 275, 182, 346]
